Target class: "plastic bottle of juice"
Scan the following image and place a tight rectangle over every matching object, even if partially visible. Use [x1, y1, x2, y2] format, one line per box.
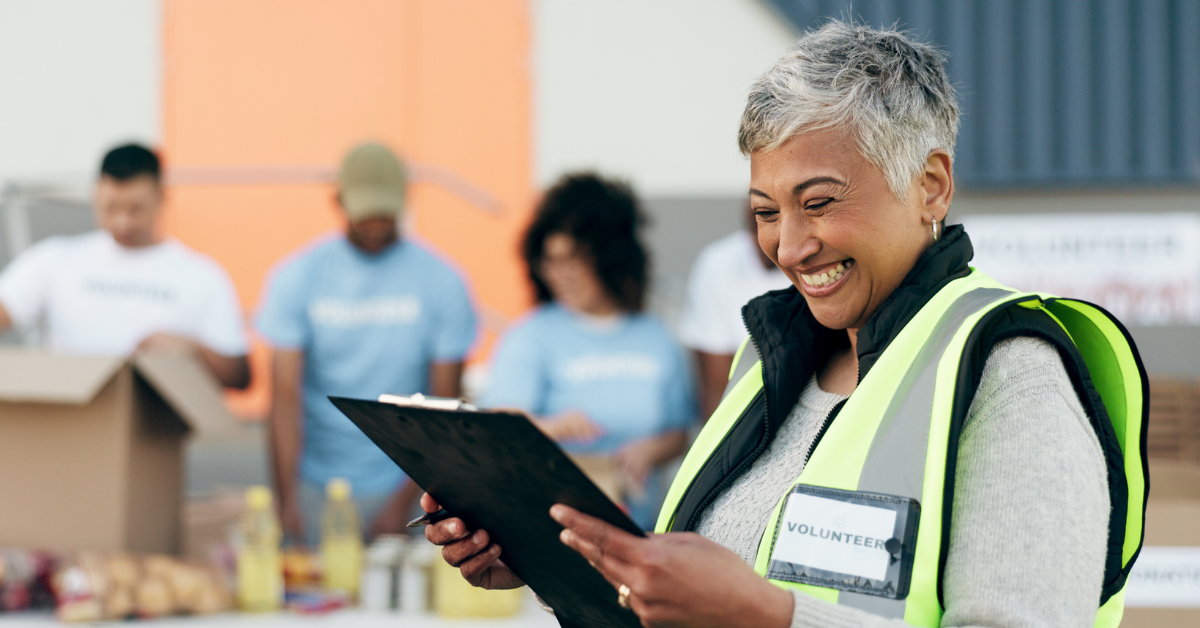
[321, 478, 363, 599]
[237, 486, 283, 612]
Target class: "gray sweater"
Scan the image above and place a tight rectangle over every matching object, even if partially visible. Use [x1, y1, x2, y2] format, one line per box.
[695, 337, 1110, 628]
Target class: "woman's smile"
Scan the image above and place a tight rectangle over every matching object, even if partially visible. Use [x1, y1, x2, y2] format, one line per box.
[798, 259, 854, 297]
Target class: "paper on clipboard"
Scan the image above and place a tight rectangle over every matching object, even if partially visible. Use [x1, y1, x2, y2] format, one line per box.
[378, 392, 478, 412]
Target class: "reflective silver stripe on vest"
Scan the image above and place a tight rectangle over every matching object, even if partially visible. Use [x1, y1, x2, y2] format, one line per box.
[720, 341, 761, 403]
[839, 287, 1013, 617]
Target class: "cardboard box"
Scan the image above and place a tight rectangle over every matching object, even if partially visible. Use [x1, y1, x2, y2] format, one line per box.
[0, 349, 232, 555]
[1121, 460, 1200, 627]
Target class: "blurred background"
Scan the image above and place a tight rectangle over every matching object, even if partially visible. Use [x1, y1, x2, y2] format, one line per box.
[0, 0, 1197, 622]
[3, 0, 1197, 406]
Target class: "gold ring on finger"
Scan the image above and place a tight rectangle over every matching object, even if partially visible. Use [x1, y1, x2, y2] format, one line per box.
[617, 584, 631, 610]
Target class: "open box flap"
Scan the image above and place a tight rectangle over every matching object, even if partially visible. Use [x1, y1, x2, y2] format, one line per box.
[0, 349, 125, 405]
[132, 353, 234, 435]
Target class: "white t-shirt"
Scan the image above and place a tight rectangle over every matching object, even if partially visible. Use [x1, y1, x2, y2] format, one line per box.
[678, 229, 793, 355]
[0, 231, 248, 357]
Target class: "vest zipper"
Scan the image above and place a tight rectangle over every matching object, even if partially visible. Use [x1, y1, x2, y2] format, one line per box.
[803, 396, 847, 468]
[801, 358, 860, 467]
[760, 383, 850, 567]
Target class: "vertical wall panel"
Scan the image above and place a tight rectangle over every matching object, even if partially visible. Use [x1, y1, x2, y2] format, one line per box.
[980, 0, 1015, 181]
[1136, 0, 1170, 178]
[1058, 0, 1093, 180]
[766, 0, 1200, 187]
[1019, 0, 1053, 180]
[941, 0, 976, 177]
[1096, 0, 1132, 177]
[1175, 0, 1200, 179]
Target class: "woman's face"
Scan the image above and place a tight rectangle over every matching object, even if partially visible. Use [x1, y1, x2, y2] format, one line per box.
[750, 128, 952, 331]
[539, 233, 617, 316]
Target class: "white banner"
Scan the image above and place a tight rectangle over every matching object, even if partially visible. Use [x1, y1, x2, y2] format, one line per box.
[959, 213, 1200, 326]
[1124, 546, 1200, 608]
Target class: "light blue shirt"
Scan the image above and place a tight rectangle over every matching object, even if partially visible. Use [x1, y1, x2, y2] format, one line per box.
[256, 235, 477, 495]
[481, 305, 694, 455]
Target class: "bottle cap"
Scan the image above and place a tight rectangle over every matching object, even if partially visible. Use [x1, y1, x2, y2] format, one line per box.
[245, 485, 272, 509]
[327, 477, 352, 500]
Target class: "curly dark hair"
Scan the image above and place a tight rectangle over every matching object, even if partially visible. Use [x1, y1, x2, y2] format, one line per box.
[522, 173, 649, 312]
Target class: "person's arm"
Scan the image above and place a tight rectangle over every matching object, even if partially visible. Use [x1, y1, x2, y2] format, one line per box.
[0, 302, 12, 334]
[615, 429, 687, 489]
[189, 261, 253, 388]
[428, 360, 464, 398]
[268, 348, 306, 543]
[678, 246, 742, 420]
[0, 239, 57, 335]
[200, 346, 251, 389]
[136, 333, 251, 389]
[369, 359, 466, 537]
[694, 350, 735, 420]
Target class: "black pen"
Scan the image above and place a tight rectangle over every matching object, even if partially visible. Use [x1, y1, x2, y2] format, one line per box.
[406, 508, 453, 528]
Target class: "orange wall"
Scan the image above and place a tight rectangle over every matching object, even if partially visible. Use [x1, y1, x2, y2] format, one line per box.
[161, 0, 534, 418]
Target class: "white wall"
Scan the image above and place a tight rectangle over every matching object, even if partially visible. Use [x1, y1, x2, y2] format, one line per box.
[533, 0, 795, 197]
[0, 0, 160, 185]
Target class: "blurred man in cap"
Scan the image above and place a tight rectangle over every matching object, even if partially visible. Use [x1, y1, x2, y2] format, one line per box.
[257, 143, 478, 545]
[0, 143, 251, 388]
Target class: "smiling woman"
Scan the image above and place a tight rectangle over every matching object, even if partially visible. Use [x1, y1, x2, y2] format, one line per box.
[422, 19, 1149, 628]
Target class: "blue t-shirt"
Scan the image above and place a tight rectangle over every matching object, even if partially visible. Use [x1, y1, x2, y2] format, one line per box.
[256, 235, 478, 495]
[481, 305, 694, 455]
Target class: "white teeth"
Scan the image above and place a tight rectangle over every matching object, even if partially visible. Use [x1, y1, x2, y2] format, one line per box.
[801, 261, 851, 288]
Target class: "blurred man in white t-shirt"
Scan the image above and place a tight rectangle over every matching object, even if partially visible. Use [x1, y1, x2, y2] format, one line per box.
[678, 202, 790, 419]
[0, 144, 250, 388]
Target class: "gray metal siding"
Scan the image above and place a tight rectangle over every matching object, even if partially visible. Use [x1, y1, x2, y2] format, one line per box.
[765, 0, 1200, 188]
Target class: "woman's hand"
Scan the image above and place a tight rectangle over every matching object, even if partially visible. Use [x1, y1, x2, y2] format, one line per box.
[615, 431, 687, 494]
[551, 504, 793, 628]
[421, 494, 525, 590]
[615, 438, 657, 494]
[535, 410, 604, 443]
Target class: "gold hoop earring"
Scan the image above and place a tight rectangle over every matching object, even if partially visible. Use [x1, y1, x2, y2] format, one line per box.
[931, 219, 942, 242]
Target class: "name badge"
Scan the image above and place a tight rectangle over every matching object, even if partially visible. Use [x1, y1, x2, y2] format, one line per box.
[767, 484, 920, 599]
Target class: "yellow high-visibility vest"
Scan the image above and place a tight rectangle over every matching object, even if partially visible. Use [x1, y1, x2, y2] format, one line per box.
[657, 270, 1147, 627]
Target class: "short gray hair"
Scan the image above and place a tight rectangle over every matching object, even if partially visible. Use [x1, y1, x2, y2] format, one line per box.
[739, 20, 959, 199]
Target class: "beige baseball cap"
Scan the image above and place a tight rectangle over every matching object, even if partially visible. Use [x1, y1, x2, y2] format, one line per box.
[338, 143, 407, 220]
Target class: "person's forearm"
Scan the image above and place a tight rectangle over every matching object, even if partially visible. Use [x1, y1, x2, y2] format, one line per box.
[0, 302, 12, 334]
[269, 394, 303, 507]
[370, 479, 424, 537]
[647, 429, 688, 465]
[428, 361, 464, 398]
[196, 345, 251, 389]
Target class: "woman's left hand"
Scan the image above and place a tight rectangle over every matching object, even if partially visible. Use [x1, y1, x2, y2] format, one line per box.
[551, 504, 793, 628]
[615, 431, 688, 496]
[614, 438, 658, 493]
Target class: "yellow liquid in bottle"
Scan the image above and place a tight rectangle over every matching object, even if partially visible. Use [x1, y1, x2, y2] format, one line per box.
[321, 478, 363, 598]
[237, 486, 283, 612]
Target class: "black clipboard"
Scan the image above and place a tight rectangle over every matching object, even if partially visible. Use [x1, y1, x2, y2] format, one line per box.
[329, 395, 643, 628]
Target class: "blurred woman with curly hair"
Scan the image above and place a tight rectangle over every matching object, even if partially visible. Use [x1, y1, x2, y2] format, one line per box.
[479, 172, 695, 530]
